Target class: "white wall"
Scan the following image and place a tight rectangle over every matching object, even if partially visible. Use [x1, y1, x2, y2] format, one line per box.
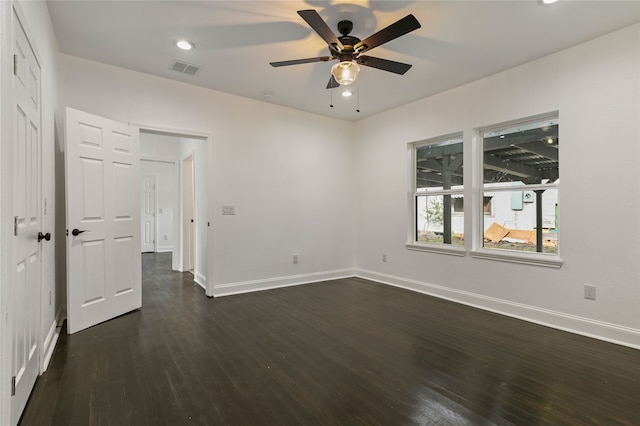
[140, 131, 181, 159]
[0, 1, 61, 424]
[60, 54, 356, 295]
[354, 24, 640, 348]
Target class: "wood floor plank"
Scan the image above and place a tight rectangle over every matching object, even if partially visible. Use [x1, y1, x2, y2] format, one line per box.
[19, 253, 640, 425]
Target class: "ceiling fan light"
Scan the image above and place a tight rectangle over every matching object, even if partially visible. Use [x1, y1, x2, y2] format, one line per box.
[331, 61, 360, 86]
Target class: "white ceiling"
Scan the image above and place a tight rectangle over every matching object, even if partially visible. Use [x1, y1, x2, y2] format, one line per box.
[47, 1, 639, 122]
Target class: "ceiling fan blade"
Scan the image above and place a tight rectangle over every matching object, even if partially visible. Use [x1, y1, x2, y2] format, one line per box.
[357, 56, 412, 75]
[326, 75, 340, 89]
[354, 14, 421, 54]
[298, 10, 344, 51]
[270, 56, 333, 67]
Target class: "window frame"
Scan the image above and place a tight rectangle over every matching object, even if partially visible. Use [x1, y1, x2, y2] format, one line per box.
[407, 132, 466, 256]
[470, 112, 562, 268]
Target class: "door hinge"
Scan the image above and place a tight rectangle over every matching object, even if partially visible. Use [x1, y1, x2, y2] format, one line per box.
[13, 55, 18, 76]
[14, 216, 18, 236]
[11, 376, 15, 396]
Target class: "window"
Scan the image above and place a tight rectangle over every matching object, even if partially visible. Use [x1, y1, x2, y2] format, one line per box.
[479, 113, 559, 256]
[407, 114, 560, 266]
[410, 134, 464, 250]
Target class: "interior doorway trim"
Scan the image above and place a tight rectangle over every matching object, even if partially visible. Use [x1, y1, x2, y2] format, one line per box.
[133, 123, 214, 298]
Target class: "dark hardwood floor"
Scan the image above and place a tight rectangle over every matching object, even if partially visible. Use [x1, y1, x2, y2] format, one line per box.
[20, 253, 640, 425]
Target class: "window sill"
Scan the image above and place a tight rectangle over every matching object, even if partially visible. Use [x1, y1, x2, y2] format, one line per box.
[406, 242, 466, 257]
[470, 249, 563, 268]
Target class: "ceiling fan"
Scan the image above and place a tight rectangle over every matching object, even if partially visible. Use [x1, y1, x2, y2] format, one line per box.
[270, 10, 421, 89]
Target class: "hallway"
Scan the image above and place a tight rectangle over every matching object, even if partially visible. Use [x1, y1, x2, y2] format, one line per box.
[20, 253, 640, 425]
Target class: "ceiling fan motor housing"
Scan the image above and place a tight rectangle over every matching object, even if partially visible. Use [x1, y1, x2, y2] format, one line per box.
[337, 20, 353, 35]
[331, 36, 362, 59]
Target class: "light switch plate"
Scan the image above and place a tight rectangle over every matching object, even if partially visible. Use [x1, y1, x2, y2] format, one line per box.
[222, 205, 235, 215]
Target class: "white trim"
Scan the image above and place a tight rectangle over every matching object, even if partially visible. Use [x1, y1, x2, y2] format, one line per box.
[41, 308, 63, 372]
[134, 123, 210, 140]
[475, 111, 559, 134]
[213, 269, 355, 297]
[355, 269, 640, 350]
[483, 182, 559, 193]
[140, 154, 177, 164]
[194, 271, 206, 290]
[470, 248, 563, 268]
[405, 242, 466, 257]
[156, 245, 173, 253]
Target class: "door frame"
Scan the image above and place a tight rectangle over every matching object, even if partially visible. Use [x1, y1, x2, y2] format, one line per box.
[134, 124, 214, 297]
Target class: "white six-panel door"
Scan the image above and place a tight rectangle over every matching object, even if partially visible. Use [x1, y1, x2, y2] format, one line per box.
[11, 11, 42, 425]
[140, 175, 156, 252]
[65, 108, 141, 334]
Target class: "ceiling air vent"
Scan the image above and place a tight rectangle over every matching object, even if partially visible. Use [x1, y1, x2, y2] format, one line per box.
[170, 60, 200, 76]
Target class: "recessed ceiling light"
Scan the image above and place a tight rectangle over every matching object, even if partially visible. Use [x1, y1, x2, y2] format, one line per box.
[342, 90, 353, 97]
[541, 0, 559, 4]
[176, 40, 194, 50]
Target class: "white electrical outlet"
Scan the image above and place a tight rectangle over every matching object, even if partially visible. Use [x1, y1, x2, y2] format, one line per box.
[584, 284, 596, 300]
[382, 253, 387, 262]
[222, 205, 235, 215]
[293, 254, 299, 264]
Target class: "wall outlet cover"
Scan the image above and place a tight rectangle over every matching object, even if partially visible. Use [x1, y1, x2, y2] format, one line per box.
[584, 284, 596, 300]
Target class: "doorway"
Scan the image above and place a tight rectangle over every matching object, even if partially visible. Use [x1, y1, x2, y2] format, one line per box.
[138, 129, 211, 294]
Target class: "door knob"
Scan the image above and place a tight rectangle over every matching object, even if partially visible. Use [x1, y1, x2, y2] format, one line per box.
[71, 228, 89, 236]
[38, 232, 51, 242]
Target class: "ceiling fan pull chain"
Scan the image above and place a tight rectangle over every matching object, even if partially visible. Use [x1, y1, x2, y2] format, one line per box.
[330, 88, 334, 108]
[356, 85, 360, 113]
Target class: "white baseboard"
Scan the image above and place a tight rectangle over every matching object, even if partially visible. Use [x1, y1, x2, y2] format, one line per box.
[355, 269, 640, 350]
[156, 246, 172, 253]
[194, 271, 206, 290]
[214, 268, 355, 297]
[41, 309, 64, 372]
